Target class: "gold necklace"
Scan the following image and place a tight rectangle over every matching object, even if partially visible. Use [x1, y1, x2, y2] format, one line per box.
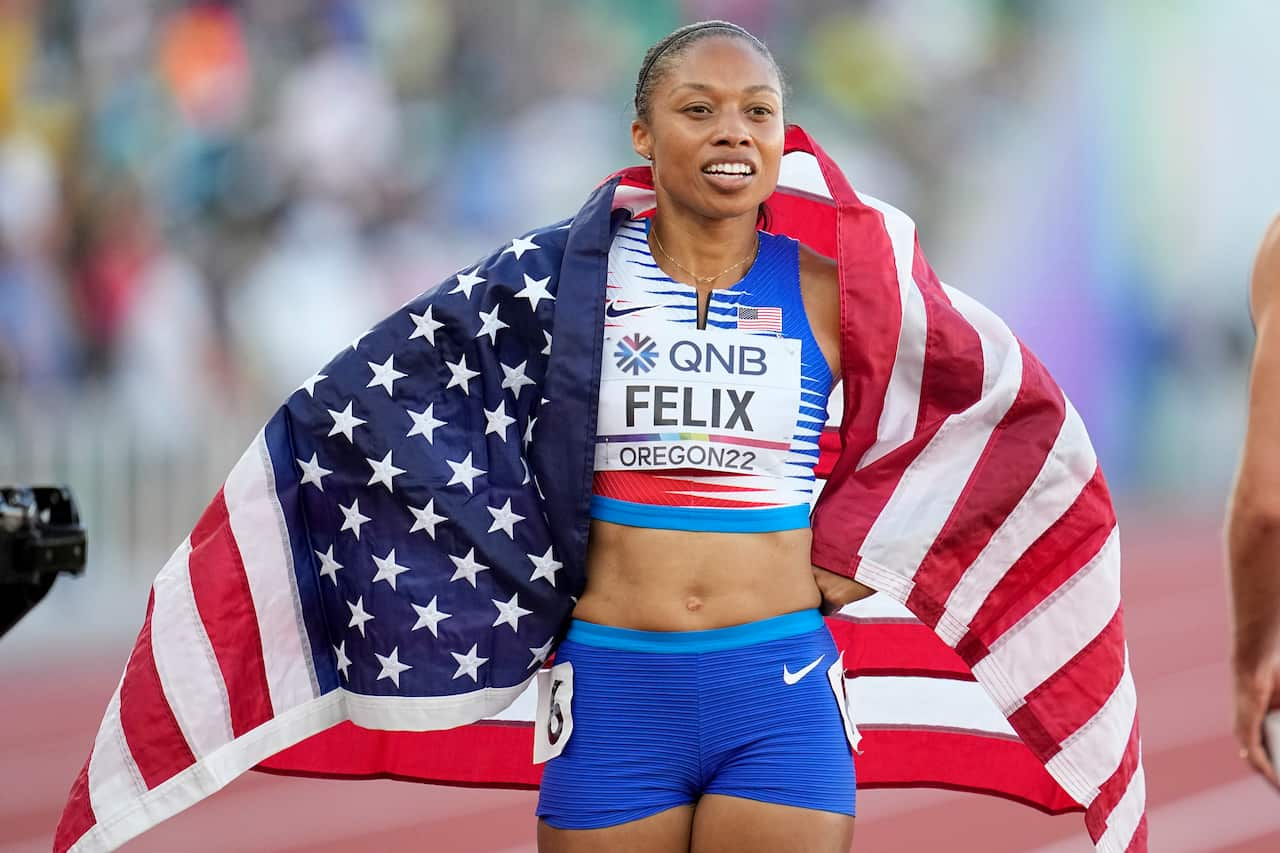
[650, 227, 758, 286]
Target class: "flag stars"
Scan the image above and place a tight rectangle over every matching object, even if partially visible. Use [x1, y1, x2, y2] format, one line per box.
[367, 355, 407, 396]
[515, 273, 554, 310]
[500, 360, 535, 397]
[328, 402, 367, 443]
[300, 373, 327, 396]
[448, 548, 490, 588]
[475, 305, 509, 345]
[503, 235, 540, 260]
[487, 499, 525, 538]
[542, 330, 553, 356]
[410, 596, 452, 637]
[371, 548, 411, 590]
[450, 643, 489, 682]
[445, 452, 485, 494]
[524, 416, 537, 448]
[450, 268, 484, 299]
[334, 641, 352, 681]
[528, 545, 562, 586]
[491, 593, 532, 632]
[375, 647, 412, 688]
[315, 545, 343, 585]
[484, 402, 516, 440]
[347, 596, 374, 637]
[408, 500, 446, 539]
[407, 404, 446, 443]
[408, 306, 444, 345]
[339, 499, 372, 539]
[445, 355, 480, 395]
[297, 453, 332, 491]
[366, 450, 406, 492]
[528, 637, 555, 670]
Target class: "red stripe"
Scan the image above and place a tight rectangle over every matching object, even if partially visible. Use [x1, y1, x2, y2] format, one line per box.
[815, 427, 841, 479]
[827, 616, 974, 680]
[1018, 605, 1126, 754]
[907, 342, 1066, 627]
[1124, 814, 1148, 852]
[910, 241, 986, 434]
[592, 470, 775, 509]
[119, 591, 197, 788]
[958, 466, 1116, 663]
[257, 723, 1079, 815]
[189, 488, 274, 735]
[53, 757, 96, 853]
[1085, 715, 1143, 841]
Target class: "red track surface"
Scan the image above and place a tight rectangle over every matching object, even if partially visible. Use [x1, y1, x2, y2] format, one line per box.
[3, 519, 1278, 852]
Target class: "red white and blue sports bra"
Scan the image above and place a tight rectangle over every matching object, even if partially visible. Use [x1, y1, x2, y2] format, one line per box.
[590, 217, 834, 533]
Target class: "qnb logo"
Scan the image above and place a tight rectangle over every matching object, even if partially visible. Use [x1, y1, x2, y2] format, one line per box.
[614, 334, 659, 375]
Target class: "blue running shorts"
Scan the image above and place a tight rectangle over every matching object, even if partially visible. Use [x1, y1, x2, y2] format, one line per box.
[536, 609, 857, 829]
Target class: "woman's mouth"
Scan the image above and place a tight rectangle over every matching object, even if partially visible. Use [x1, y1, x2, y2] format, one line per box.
[700, 161, 756, 190]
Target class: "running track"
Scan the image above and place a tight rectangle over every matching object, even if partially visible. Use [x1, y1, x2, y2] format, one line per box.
[3, 517, 1277, 852]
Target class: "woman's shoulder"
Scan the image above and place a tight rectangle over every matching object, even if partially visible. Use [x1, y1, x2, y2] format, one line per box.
[796, 242, 838, 288]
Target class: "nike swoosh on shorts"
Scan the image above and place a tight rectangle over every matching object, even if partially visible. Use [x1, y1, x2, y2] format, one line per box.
[782, 654, 825, 685]
[605, 303, 655, 318]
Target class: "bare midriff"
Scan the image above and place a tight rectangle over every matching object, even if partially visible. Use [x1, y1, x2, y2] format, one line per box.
[572, 519, 824, 631]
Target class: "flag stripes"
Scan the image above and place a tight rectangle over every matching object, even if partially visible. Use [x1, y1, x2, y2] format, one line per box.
[56, 128, 1144, 853]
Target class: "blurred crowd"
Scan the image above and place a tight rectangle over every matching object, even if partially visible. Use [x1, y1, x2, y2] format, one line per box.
[0, 0, 1052, 412]
[0, 0, 1271, 500]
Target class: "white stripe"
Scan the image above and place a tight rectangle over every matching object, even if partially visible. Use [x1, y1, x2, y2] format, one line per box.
[973, 528, 1121, 712]
[1096, 755, 1145, 853]
[857, 313, 1023, 584]
[490, 678, 539, 722]
[224, 433, 316, 715]
[67, 680, 539, 853]
[856, 197, 928, 470]
[778, 151, 833, 199]
[612, 185, 656, 213]
[937, 401, 1097, 646]
[837, 594, 920, 621]
[86, 687, 144, 826]
[1045, 658, 1137, 804]
[149, 539, 234, 758]
[848, 675, 1014, 736]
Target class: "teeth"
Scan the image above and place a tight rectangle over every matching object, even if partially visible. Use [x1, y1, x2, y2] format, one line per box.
[703, 163, 753, 175]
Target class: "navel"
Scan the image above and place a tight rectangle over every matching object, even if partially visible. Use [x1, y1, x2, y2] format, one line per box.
[685, 596, 704, 612]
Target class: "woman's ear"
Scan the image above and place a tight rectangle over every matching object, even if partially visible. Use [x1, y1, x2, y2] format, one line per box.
[631, 119, 653, 161]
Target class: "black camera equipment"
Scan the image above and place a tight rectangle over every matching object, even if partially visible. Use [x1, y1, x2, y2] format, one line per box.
[0, 486, 87, 639]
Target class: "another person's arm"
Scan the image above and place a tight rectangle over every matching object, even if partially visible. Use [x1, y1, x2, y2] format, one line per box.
[1227, 215, 1280, 788]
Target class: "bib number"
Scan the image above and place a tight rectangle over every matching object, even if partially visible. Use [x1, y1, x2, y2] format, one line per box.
[533, 661, 575, 763]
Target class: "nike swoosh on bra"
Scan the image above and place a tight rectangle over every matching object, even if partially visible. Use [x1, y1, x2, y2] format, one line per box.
[605, 303, 655, 318]
[782, 654, 825, 685]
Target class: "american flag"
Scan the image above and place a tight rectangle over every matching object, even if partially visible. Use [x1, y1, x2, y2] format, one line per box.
[56, 127, 1145, 853]
[736, 305, 783, 331]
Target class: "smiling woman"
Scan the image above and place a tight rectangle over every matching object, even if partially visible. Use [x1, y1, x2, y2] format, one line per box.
[537, 20, 866, 853]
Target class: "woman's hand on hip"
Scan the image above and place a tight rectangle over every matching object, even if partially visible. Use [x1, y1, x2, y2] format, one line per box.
[810, 566, 876, 616]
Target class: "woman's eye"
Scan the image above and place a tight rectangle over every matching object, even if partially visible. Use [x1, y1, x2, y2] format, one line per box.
[684, 105, 712, 115]
[749, 106, 774, 117]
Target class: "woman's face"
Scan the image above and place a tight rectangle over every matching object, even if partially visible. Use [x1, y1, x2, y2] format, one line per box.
[634, 37, 784, 223]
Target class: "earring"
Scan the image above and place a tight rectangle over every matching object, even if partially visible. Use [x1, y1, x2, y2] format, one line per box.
[644, 152, 653, 161]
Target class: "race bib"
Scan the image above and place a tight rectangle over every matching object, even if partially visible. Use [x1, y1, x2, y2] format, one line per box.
[533, 661, 574, 763]
[595, 319, 802, 477]
[827, 654, 862, 755]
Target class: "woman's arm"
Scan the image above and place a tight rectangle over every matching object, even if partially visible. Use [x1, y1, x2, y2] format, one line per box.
[1227, 215, 1280, 788]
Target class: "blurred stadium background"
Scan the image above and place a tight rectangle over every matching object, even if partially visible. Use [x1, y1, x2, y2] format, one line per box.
[2, 0, 1279, 850]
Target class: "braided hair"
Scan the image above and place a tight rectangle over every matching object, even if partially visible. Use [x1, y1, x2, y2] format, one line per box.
[633, 20, 784, 122]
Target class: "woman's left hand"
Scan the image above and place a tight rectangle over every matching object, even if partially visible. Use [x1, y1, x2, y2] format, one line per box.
[811, 565, 876, 616]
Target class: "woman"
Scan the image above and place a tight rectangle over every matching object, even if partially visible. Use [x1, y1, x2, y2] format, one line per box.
[536, 21, 872, 853]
